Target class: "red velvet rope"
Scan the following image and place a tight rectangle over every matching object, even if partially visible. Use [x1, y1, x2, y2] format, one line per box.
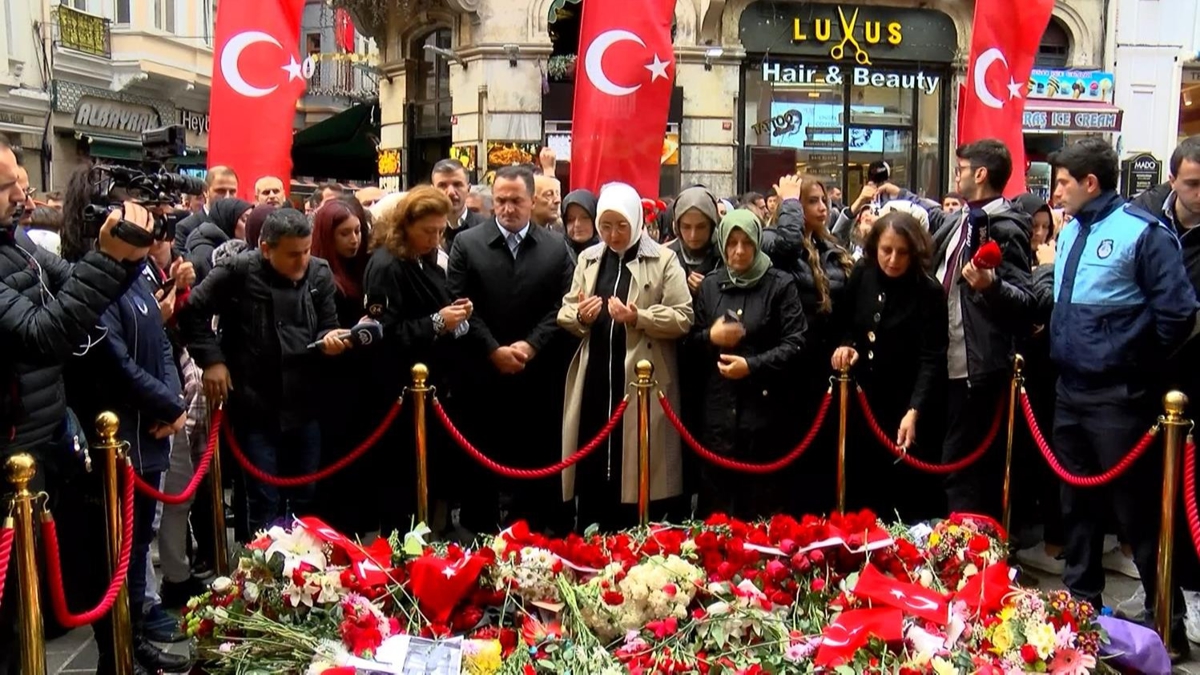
[225, 399, 402, 487]
[1020, 389, 1159, 488]
[130, 408, 223, 505]
[435, 395, 630, 479]
[1184, 441, 1200, 562]
[660, 389, 833, 474]
[857, 387, 1003, 474]
[43, 463, 136, 628]
[0, 525, 13, 611]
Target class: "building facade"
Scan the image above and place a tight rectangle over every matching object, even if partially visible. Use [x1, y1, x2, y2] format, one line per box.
[365, 0, 1106, 198]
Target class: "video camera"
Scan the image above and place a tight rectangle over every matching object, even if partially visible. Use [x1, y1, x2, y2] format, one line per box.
[82, 124, 206, 247]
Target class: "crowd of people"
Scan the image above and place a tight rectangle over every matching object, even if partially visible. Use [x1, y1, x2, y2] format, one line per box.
[3, 131, 1200, 672]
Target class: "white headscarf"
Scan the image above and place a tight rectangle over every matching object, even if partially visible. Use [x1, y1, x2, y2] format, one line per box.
[368, 191, 407, 223]
[595, 182, 643, 254]
[877, 200, 931, 232]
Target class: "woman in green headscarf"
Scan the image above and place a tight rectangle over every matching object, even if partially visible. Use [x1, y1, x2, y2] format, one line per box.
[685, 210, 808, 520]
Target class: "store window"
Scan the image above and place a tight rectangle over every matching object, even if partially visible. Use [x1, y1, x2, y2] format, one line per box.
[1036, 18, 1070, 68]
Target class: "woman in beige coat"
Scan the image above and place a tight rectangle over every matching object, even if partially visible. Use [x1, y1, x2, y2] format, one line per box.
[558, 182, 693, 531]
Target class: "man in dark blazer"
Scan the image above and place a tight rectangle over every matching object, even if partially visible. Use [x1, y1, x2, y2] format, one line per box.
[434, 158, 489, 252]
[447, 164, 575, 534]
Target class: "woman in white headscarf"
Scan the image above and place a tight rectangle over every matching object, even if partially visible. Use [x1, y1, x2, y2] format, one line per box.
[558, 182, 694, 531]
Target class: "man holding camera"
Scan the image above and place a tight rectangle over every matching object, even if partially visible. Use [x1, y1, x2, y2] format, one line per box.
[0, 139, 156, 675]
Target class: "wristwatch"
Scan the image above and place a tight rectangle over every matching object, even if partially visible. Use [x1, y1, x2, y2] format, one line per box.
[430, 312, 446, 334]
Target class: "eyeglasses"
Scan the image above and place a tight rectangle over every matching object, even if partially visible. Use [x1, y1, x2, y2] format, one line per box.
[955, 164, 976, 175]
[22, 187, 35, 198]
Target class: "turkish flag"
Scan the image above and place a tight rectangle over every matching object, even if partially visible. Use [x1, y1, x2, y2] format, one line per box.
[335, 9, 356, 53]
[408, 553, 487, 623]
[955, 562, 1013, 616]
[813, 608, 903, 667]
[957, 0, 1053, 196]
[853, 564, 951, 625]
[571, 0, 675, 198]
[209, 0, 306, 200]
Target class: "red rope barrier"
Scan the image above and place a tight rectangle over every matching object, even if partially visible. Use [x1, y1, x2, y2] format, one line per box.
[225, 399, 402, 487]
[660, 389, 833, 474]
[0, 525, 13, 611]
[130, 408, 222, 505]
[435, 395, 630, 479]
[1184, 441, 1200, 562]
[1020, 389, 1159, 488]
[43, 463, 136, 628]
[857, 387, 1002, 474]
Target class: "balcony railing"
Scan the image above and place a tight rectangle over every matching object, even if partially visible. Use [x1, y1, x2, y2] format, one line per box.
[55, 5, 112, 58]
[306, 59, 378, 100]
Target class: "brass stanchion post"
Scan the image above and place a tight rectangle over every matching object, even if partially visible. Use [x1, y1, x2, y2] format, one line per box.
[635, 360, 654, 527]
[1156, 391, 1189, 647]
[95, 413, 135, 675]
[6, 453, 45, 675]
[1001, 354, 1025, 535]
[411, 364, 430, 525]
[209, 409, 229, 577]
[836, 365, 850, 514]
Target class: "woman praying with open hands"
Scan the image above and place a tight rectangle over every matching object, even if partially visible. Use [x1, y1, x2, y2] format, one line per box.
[558, 182, 693, 532]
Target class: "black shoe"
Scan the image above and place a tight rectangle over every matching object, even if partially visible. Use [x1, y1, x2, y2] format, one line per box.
[135, 635, 193, 672]
[161, 577, 209, 610]
[190, 560, 217, 582]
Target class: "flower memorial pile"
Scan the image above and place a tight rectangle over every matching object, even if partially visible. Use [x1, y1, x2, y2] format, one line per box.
[183, 512, 1116, 674]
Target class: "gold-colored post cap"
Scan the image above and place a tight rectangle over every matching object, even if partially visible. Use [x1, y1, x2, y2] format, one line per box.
[1013, 354, 1025, 372]
[411, 363, 429, 385]
[95, 411, 119, 438]
[1164, 390, 1189, 417]
[4, 453, 36, 487]
[635, 360, 654, 380]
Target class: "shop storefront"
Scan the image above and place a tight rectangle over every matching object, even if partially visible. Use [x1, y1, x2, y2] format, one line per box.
[1021, 68, 1123, 200]
[1181, 63, 1200, 142]
[738, 1, 957, 199]
[50, 81, 177, 187]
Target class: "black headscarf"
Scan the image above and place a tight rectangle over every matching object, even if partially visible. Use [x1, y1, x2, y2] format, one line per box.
[208, 198, 252, 238]
[1013, 193, 1051, 222]
[562, 189, 599, 256]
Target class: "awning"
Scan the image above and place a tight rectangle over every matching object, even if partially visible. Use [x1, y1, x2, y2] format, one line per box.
[291, 102, 380, 181]
[77, 132, 143, 161]
[1023, 100, 1124, 133]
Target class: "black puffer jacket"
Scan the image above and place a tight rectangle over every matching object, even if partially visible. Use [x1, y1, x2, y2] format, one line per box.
[185, 198, 251, 283]
[0, 227, 136, 455]
[770, 199, 852, 322]
[178, 250, 340, 431]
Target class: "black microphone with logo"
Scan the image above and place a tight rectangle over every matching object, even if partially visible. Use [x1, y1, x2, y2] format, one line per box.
[306, 320, 383, 351]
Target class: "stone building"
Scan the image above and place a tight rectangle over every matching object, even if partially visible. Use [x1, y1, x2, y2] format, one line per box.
[346, 0, 1106, 198]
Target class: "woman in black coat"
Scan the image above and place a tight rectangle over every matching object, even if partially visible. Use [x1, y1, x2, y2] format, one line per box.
[361, 186, 472, 536]
[832, 211, 947, 522]
[563, 189, 600, 258]
[666, 186, 723, 295]
[688, 210, 807, 520]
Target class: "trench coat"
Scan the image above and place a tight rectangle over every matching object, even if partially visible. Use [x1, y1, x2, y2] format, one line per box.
[558, 237, 694, 503]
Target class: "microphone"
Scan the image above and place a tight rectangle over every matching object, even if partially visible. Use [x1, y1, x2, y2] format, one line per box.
[307, 320, 383, 351]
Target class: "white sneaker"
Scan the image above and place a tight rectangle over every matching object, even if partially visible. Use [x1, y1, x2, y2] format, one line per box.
[1184, 590, 1200, 644]
[1016, 545, 1065, 575]
[1103, 534, 1121, 554]
[1115, 586, 1147, 620]
[1102, 549, 1141, 580]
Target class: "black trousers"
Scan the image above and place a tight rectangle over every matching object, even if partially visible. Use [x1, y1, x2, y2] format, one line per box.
[942, 376, 1008, 519]
[1055, 381, 1183, 620]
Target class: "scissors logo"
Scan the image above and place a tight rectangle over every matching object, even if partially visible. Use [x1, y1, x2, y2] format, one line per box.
[830, 7, 871, 65]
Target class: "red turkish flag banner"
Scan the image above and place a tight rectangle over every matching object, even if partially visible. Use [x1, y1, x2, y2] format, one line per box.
[335, 9, 356, 53]
[209, 0, 306, 200]
[957, 0, 1054, 196]
[853, 564, 951, 625]
[813, 608, 903, 667]
[571, 0, 675, 198]
[955, 562, 1014, 616]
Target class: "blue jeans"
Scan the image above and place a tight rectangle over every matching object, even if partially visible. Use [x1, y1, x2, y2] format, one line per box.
[129, 469, 163, 621]
[235, 421, 321, 535]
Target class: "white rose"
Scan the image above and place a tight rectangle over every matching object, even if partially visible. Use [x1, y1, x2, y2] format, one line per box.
[211, 577, 234, 595]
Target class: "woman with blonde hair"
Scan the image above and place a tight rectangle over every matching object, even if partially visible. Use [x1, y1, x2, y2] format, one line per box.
[559, 182, 694, 531]
[362, 186, 474, 533]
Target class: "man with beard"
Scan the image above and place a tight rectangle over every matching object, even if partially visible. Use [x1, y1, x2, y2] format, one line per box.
[447, 165, 574, 533]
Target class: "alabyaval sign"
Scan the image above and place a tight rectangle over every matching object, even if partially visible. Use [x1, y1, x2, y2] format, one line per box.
[761, 62, 941, 95]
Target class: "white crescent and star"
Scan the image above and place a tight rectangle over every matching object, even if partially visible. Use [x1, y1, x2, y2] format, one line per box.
[888, 588, 939, 612]
[972, 47, 1023, 110]
[220, 30, 304, 99]
[822, 625, 862, 648]
[584, 29, 670, 98]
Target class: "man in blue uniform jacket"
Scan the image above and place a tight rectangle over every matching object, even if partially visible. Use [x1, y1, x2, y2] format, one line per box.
[1049, 136, 1198, 656]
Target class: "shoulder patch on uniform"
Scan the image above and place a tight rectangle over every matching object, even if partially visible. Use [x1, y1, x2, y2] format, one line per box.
[1122, 203, 1161, 226]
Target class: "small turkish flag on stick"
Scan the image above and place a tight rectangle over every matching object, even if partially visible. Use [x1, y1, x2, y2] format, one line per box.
[209, 0, 307, 200]
[854, 564, 951, 625]
[571, 0, 675, 198]
[957, 0, 1054, 197]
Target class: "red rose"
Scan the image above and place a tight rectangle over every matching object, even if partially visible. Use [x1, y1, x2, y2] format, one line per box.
[1020, 643, 1039, 663]
[602, 590, 625, 606]
[809, 549, 826, 565]
[811, 578, 826, 592]
[969, 535, 991, 553]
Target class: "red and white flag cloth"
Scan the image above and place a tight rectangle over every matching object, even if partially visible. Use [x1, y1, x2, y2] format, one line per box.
[335, 9, 356, 53]
[955, 561, 1015, 616]
[853, 564, 951, 625]
[571, 0, 675, 198]
[957, 0, 1054, 196]
[209, 0, 306, 200]
[813, 607, 904, 667]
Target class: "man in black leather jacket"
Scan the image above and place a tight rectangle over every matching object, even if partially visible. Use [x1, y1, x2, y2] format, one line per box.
[0, 140, 155, 675]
